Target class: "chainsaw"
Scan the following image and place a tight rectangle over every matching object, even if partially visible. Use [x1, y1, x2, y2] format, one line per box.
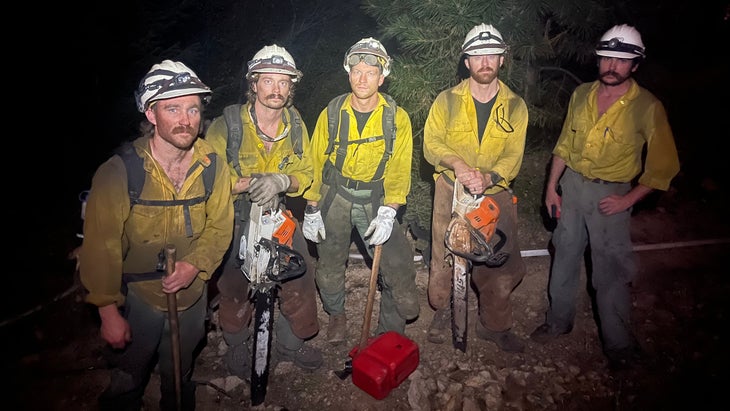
[444, 181, 510, 352]
[240, 202, 306, 406]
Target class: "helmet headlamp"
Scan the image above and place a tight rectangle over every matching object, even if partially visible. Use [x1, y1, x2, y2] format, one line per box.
[596, 37, 646, 58]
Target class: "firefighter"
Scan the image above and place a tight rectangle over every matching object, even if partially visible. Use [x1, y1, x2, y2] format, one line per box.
[530, 25, 680, 370]
[423, 23, 528, 353]
[302, 37, 420, 343]
[206, 45, 322, 375]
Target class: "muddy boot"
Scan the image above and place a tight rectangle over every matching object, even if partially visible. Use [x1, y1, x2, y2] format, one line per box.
[276, 343, 324, 371]
[475, 320, 525, 353]
[327, 313, 347, 344]
[222, 328, 252, 379]
[427, 308, 450, 344]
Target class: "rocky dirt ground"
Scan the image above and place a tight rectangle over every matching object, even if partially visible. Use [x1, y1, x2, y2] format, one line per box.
[4, 151, 729, 410]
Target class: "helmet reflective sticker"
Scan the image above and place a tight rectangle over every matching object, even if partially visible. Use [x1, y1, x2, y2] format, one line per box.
[462, 24, 508, 56]
[134, 60, 211, 113]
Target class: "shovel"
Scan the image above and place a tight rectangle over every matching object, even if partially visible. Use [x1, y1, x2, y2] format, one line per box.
[164, 244, 182, 411]
[335, 244, 382, 380]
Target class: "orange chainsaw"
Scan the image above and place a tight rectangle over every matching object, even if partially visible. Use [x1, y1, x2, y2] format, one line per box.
[445, 188, 509, 268]
[444, 181, 510, 352]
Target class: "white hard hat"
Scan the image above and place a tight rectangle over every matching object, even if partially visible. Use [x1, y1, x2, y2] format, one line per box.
[343, 37, 392, 77]
[462, 23, 508, 56]
[134, 60, 211, 113]
[595, 24, 645, 59]
[247, 45, 303, 82]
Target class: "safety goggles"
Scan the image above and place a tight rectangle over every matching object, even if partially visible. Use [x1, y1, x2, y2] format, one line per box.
[346, 53, 381, 67]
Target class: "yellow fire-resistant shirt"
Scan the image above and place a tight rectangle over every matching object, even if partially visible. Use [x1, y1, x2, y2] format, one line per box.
[205, 103, 313, 199]
[304, 93, 413, 205]
[424, 79, 528, 195]
[553, 79, 680, 190]
[79, 137, 234, 311]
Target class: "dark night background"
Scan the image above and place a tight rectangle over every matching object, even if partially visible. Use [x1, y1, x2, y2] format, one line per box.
[12, 0, 729, 322]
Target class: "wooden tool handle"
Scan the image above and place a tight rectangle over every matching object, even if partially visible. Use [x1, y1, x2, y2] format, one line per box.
[164, 244, 182, 411]
[359, 244, 382, 350]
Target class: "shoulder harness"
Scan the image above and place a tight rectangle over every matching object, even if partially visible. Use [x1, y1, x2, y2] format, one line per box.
[117, 142, 217, 237]
[222, 103, 304, 178]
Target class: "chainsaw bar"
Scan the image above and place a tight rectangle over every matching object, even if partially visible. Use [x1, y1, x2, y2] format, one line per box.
[448, 181, 479, 352]
[251, 286, 276, 406]
[451, 253, 469, 352]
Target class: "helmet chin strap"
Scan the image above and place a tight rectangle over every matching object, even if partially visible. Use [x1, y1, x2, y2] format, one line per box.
[248, 104, 290, 143]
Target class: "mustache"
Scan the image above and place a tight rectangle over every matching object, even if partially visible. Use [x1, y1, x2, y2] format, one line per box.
[172, 125, 197, 135]
[601, 71, 619, 78]
[266, 94, 285, 101]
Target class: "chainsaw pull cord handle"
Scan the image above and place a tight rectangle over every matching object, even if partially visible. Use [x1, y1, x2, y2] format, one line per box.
[360, 244, 382, 351]
[164, 244, 182, 411]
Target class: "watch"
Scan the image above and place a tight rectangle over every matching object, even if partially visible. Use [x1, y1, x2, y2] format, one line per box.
[305, 205, 320, 214]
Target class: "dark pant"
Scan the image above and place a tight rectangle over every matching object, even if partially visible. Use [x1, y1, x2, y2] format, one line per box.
[546, 168, 636, 351]
[315, 187, 419, 334]
[99, 286, 207, 411]
[216, 216, 319, 340]
[428, 175, 526, 331]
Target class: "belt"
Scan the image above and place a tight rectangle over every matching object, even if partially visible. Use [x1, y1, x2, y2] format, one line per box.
[341, 178, 378, 190]
[588, 177, 615, 184]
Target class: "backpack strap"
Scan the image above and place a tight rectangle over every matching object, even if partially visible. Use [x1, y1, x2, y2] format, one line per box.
[324, 93, 350, 159]
[324, 93, 396, 181]
[223, 104, 244, 177]
[117, 142, 217, 237]
[373, 93, 397, 181]
[287, 106, 304, 159]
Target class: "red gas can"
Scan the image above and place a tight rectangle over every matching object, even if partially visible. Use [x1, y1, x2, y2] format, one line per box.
[348, 331, 420, 400]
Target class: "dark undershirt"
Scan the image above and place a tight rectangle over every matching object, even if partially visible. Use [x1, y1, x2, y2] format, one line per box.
[353, 110, 372, 135]
[474, 93, 497, 143]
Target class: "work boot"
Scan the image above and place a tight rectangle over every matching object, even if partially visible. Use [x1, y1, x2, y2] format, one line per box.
[427, 308, 450, 344]
[327, 313, 347, 344]
[475, 321, 525, 353]
[276, 343, 323, 370]
[222, 329, 252, 379]
[529, 323, 572, 344]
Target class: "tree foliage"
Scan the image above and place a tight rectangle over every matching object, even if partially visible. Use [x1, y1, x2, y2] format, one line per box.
[360, 0, 622, 235]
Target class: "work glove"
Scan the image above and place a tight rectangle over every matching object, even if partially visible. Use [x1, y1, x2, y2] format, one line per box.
[249, 173, 290, 210]
[364, 206, 397, 246]
[303, 209, 326, 243]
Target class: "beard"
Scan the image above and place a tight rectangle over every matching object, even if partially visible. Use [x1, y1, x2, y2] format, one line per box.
[470, 68, 498, 85]
[598, 70, 630, 86]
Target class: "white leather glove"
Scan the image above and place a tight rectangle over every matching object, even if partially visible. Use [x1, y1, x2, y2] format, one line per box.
[364, 206, 396, 245]
[249, 173, 290, 209]
[303, 209, 326, 243]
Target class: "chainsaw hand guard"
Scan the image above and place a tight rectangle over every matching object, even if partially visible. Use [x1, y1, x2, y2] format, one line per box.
[257, 237, 306, 283]
[445, 216, 509, 266]
[445, 191, 509, 267]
